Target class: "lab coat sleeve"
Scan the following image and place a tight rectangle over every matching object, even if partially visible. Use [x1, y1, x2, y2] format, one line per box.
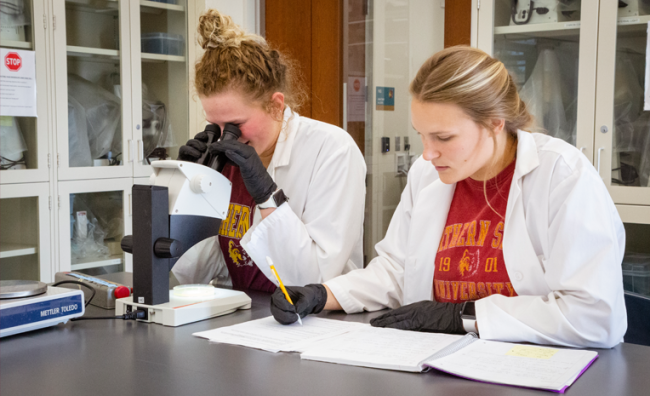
[241, 143, 365, 286]
[171, 237, 231, 286]
[476, 158, 627, 348]
[324, 159, 431, 313]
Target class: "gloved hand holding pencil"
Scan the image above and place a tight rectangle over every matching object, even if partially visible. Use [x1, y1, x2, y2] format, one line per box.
[270, 284, 328, 325]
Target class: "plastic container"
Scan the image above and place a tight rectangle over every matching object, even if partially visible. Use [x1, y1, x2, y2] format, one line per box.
[141, 33, 184, 56]
[622, 253, 650, 297]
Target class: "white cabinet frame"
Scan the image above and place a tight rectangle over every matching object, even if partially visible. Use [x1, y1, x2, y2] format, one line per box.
[594, 1, 650, 206]
[0, 182, 53, 281]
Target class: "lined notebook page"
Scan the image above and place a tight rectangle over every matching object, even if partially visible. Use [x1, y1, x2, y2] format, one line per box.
[300, 327, 463, 372]
[425, 339, 598, 391]
[193, 316, 366, 353]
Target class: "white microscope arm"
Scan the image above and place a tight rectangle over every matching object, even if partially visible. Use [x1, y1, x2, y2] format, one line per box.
[149, 160, 232, 220]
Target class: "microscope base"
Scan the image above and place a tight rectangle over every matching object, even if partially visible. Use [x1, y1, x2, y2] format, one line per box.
[115, 288, 251, 327]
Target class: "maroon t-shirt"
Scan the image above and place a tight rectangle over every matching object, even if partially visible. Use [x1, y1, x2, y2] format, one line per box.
[433, 160, 518, 303]
[218, 163, 277, 292]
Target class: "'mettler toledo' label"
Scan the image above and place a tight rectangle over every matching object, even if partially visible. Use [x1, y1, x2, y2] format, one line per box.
[0, 294, 84, 330]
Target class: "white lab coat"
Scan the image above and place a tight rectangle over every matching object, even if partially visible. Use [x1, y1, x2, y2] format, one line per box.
[326, 130, 627, 348]
[172, 107, 366, 287]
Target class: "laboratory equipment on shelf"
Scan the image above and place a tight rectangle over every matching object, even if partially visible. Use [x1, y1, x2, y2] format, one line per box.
[0, 116, 27, 170]
[117, 123, 251, 327]
[618, 0, 650, 17]
[510, 0, 581, 25]
[0, 0, 28, 41]
[67, 74, 121, 167]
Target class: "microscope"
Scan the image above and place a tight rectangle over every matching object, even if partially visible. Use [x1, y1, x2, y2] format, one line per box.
[115, 124, 252, 326]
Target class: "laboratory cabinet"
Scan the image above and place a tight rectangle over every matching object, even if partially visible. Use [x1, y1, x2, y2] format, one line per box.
[475, 0, 650, 210]
[0, 182, 52, 282]
[475, 0, 650, 297]
[51, 0, 200, 181]
[0, 0, 205, 282]
[57, 178, 133, 275]
[0, 0, 52, 184]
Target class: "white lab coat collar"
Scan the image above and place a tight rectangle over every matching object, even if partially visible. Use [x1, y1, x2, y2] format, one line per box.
[504, 130, 539, 247]
[267, 107, 299, 175]
[513, 130, 540, 180]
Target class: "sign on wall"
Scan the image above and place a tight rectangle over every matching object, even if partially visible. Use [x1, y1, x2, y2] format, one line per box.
[347, 77, 366, 122]
[376, 86, 394, 111]
[0, 49, 37, 117]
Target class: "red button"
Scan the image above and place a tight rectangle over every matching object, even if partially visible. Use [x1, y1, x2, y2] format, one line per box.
[114, 286, 130, 299]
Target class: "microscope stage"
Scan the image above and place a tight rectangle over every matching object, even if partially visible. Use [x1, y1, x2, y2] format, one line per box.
[115, 288, 251, 327]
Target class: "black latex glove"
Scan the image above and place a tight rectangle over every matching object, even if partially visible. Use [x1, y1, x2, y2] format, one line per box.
[209, 140, 277, 204]
[177, 131, 209, 163]
[370, 300, 465, 334]
[270, 284, 328, 325]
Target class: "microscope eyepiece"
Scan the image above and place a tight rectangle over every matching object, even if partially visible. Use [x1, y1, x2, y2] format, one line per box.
[211, 123, 242, 172]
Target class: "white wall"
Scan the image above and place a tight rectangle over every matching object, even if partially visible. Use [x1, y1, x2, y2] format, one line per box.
[204, 0, 260, 35]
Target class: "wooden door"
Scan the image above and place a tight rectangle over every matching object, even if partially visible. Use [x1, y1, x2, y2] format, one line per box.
[265, 0, 343, 128]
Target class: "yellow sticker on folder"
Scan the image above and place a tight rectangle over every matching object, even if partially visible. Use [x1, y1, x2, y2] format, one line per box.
[506, 345, 558, 360]
[0, 116, 13, 127]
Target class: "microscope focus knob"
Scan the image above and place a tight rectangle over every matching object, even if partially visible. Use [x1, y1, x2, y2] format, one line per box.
[190, 174, 214, 194]
[121, 235, 133, 253]
[154, 238, 183, 259]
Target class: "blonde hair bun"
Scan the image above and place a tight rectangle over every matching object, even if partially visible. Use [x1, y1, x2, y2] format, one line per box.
[198, 9, 265, 50]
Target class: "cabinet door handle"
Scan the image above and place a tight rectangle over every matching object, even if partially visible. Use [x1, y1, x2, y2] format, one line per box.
[597, 147, 604, 175]
[128, 140, 134, 162]
[138, 140, 144, 162]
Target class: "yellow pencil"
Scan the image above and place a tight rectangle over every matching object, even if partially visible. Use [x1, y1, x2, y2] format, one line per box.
[266, 256, 302, 325]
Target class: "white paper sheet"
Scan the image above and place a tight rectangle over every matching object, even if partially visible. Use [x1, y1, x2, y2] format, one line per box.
[426, 339, 598, 391]
[300, 327, 463, 372]
[0, 49, 36, 117]
[193, 316, 366, 353]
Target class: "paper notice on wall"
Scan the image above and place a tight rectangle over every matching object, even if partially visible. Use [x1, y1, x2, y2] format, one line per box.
[0, 49, 37, 117]
[645, 22, 650, 111]
[347, 77, 366, 122]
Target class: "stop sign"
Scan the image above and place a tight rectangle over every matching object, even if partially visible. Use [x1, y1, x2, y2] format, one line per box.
[4, 52, 22, 72]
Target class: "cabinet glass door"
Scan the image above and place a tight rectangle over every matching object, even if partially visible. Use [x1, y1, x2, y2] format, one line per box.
[0, 0, 50, 183]
[621, 222, 650, 298]
[0, 182, 52, 282]
[477, 0, 598, 160]
[132, 0, 189, 177]
[594, 1, 650, 205]
[343, 0, 445, 264]
[52, 0, 133, 180]
[57, 178, 132, 275]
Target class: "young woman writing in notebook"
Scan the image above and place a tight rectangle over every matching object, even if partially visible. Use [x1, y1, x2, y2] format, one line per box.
[270, 46, 627, 349]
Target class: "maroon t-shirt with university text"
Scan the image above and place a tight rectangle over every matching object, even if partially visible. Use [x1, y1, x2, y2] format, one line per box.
[433, 160, 518, 303]
[218, 163, 277, 292]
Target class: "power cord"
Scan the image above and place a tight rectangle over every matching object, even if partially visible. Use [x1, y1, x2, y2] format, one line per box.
[51, 280, 147, 321]
[71, 310, 147, 321]
[51, 280, 95, 308]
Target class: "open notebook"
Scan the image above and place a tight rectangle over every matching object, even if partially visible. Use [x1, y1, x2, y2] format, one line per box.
[194, 317, 598, 393]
